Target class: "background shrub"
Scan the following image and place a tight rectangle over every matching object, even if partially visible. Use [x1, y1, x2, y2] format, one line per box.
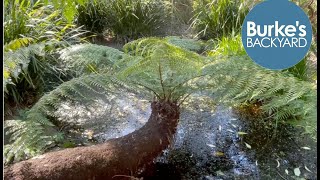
[76, 0, 169, 41]
[191, 0, 249, 39]
[4, 0, 88, 118]
[76, 0, 110, 34]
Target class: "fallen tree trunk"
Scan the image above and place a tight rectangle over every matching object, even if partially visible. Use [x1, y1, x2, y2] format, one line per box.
[4, 101, 180, 180]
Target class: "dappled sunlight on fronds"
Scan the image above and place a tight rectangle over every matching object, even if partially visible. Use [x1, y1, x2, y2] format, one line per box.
[201, 56, 317, 140]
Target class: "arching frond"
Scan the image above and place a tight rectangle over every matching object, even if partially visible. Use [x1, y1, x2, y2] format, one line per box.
[165, 36, 205, 52]
[120, 38, 205, 101]
[4, 73, 139, 164]
[202, 56, 317, 140]
[58, 44, 126, 76]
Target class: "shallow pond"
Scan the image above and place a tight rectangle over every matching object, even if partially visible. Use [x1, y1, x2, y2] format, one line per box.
[54, 91, 317, 180]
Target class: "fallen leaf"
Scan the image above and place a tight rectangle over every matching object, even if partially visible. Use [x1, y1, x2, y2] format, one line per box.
[285, 169, 289, 175]
[214, 151, 224, 156]
[227, 129, 234, 133]
[301, 147, 311, 150]
[244, 142, 251, 149]
[304, 165, 312, 172]
[237, 132, 248, 135]
[206, 144, 215, 148]
[216, 170, 225, 176]
[294, 167, 301, 177]
[276, 159, 280, 168]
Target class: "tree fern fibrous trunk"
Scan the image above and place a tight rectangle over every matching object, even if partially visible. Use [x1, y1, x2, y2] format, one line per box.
[4, 101, 180, 180]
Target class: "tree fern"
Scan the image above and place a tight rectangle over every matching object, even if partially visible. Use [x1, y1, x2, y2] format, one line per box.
[120, 38, 205, 101]
[4, 39, 208, 163]
[4, 38, 317, 165]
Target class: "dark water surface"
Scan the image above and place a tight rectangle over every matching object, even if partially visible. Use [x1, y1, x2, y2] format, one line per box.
[54, 92, 317, 180]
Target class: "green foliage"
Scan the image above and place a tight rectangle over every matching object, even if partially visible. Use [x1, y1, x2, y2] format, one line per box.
[4, 73, 132, 164]
[76, 0, 110, 33]
[4, 44, 46, 102]
[4, 1, 88, 44]
[207, 34, 245, 56]
[4, 38, 34, 52]
[201, 56, 317, 140]
[206, 33, 316, 83]
[165, 36, 205, 52]
[120, 38, 205, 101]
[4, 0, 32, 44]
[4, 119, 56, 164]
[4, 0, 89, 107]
[76, 0, 168, 40]
[286, 58, 308, 81]
[4, 37, 317, 165]
[191, 0, 249, 39]
[108, 0, 168, 40]
[58, 44, 126, 76]
[4, 39, 205, 163]
[168, 0, 194, 25]
[4, 0, 89, 24]
[62, 141, 76, 148]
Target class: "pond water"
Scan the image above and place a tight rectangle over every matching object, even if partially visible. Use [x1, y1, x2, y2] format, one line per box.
[55, 91, 317, 180]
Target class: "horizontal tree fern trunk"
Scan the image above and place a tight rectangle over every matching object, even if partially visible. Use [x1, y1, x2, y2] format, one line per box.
[4, 101, 180, 180]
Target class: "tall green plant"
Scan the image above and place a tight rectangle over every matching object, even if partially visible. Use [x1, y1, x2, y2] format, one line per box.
[76, 0, 110, 33]
[76, 0, 168, 41]
[191, 0, 249, 39]
[4, 0, 89, 23]
[207, 34, 245, 56]
[4, 0, 89, 112]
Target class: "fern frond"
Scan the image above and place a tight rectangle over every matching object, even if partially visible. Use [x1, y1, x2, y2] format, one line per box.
[202, 55, 317, 139]
[165, 36, 204, 52]
[4, 73, 139, 163]
[4, 120, 55, 164]
[58, 43, 126, 76]
[119, 38, 205, 101]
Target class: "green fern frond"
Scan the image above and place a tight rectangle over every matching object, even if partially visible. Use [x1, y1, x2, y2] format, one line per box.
[120, 38, 205, 101]
[202, 56, 317, 139]
[4, 120, 55, 164]
[4, 73, 139, 163]
[58, 43, 126, 76]
[165, 36, 205, 52]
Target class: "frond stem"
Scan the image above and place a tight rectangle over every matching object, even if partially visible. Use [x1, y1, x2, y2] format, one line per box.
[158, 61, 166, 99]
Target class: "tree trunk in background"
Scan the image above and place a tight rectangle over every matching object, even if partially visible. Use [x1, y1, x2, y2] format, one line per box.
[4, 101, 180, 180]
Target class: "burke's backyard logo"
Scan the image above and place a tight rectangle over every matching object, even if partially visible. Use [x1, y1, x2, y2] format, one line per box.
[241, 0, 312, 70]
[246, 21, 307, 48]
